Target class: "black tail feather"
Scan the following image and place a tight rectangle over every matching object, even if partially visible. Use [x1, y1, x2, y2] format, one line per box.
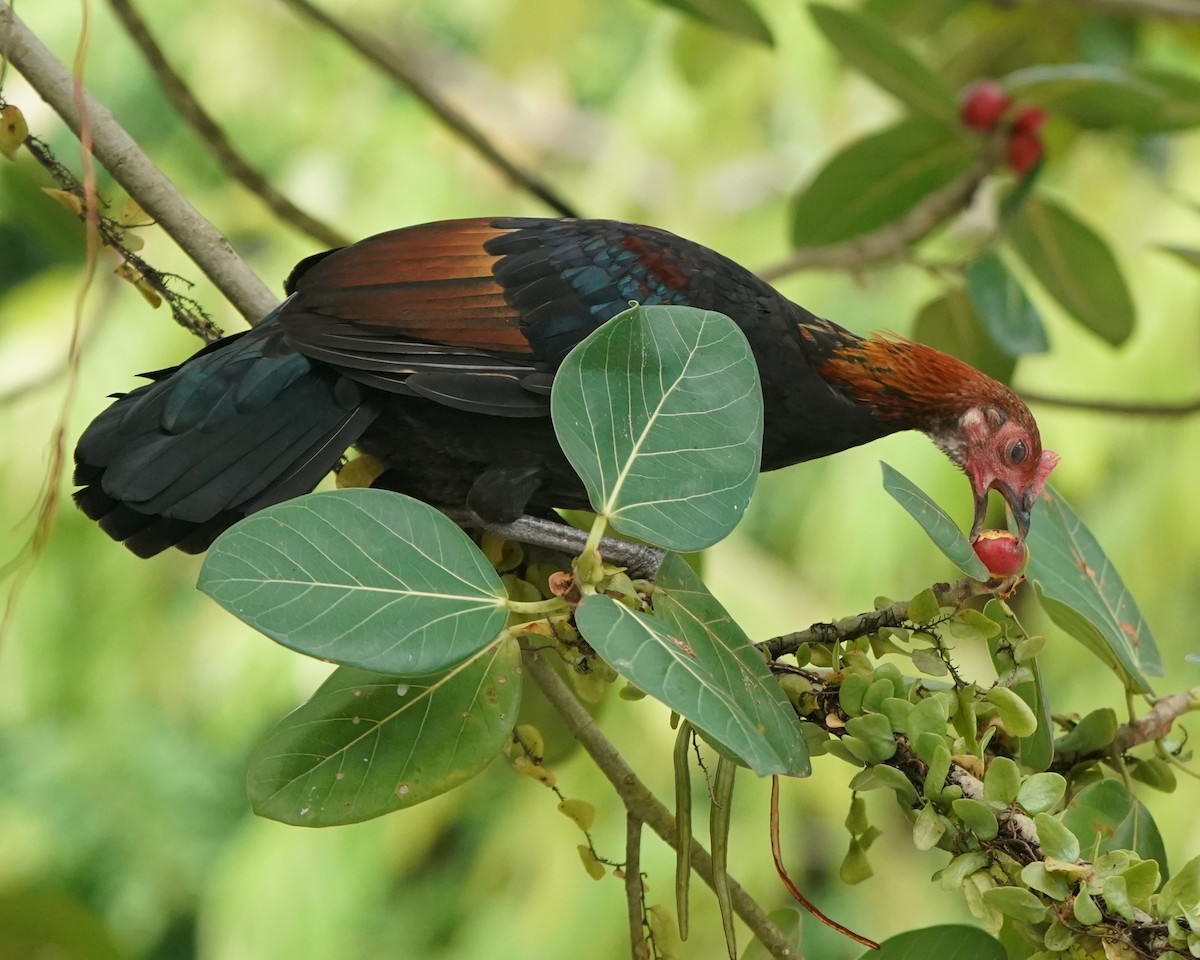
[73, 317, 377, 556]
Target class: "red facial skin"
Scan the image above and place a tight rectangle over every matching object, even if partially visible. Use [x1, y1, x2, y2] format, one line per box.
[972, 529, 1027, 577]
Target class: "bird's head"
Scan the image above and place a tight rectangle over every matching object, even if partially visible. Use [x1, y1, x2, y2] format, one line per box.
[933, 404, 1060, 540]
[816, 334, 1059, 539]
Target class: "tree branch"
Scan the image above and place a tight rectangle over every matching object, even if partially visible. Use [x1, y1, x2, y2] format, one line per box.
[1023, 390, 1200, 417]
[1050, 0, 1200, 19]
[106, 0, 350, 250]
[521, 647, 800, 960]
[1114, 688, 1200, 752]
[757, 131, 1007, 281]
[760, 576, 1001, 660]
[275, 0, 582, 219]
[0, 1, 279, 326]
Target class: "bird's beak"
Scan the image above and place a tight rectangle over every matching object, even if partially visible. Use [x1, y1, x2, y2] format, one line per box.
[970, 480, 1031, 541]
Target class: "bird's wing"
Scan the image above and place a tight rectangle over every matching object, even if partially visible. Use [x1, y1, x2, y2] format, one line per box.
[276, 217, 707, 417]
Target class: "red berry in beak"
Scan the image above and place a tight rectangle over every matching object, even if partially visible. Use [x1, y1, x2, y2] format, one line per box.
[960, 80, 1012, 130]
[972, 529, 1027, 578]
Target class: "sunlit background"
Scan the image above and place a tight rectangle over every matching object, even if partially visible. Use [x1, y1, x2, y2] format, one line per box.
[3, 1, 1200, 957]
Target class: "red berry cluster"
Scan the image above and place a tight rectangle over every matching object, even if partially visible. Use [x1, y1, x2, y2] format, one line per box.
[959, 80, 1046, 177]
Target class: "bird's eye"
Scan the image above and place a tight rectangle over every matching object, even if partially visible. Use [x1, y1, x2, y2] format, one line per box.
[1008, 440, 1028, 464]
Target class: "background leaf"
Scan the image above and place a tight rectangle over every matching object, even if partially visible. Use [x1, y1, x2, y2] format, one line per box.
[964, 252, 1049, 356]
[1026, 486, 1161, 694]
[791, 117, 974, 247]
[913, 289, 1016, 384]
[857, 924, 1006, 960]
[574, 554, 809, 777]
[1002, 64, 1165, 130]
[1006, 195, 1135, 347]
[247, 639, 521, 826]
[199, 489, 508, 675]
[809, 5, 957, 122]
[881, 462, 990, 580]
[650, 0, 773, 45]
[551, 305, 763, 552]
[1063, 779, 1168, 877]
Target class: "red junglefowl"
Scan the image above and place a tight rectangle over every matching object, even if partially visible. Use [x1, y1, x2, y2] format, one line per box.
[74, 217, 1059, 557]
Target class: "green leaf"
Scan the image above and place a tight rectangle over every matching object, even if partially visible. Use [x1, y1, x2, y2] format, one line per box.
[840, 837, 873, 884]
[1055, 708, 1118, 755]
[1002, 64, 1165, 130]
[964, 252, 1049, 356]
[1026, 485, 1161, 694]
[953, 798, 999, 840]
[1130, 64, 1200, 131]
[574, 553, 809, 776]
[913, 288, 1016, 385]
[651, 0, 773, 45]
[551, 305, 763, 552]
[808, 5, 957, 122]
[859, 924, 1005, 960]
[986, 686, 1038, 738]
[247, 638, 521, 826]
[1017, 773, 1066, 816]
[982, 886, 1047, 923]
[1006, 196, 1135, 347]
[1158, 854, 1200, 927]
[198, 490, 508, 674]
[1021, 861, 1070, 900]
[913, 803, 946, 850]
[845, 713, 897, 761]
[1063, 779, 1168, 876]
[881, 462, 990, 579]
[1035, 813, 1081, 863]
[983, 756, 1021, 806]
[941, 853, 990, 892]
[791, 117, 974, 248]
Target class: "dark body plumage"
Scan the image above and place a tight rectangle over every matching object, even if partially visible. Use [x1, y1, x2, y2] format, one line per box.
[74, 217, 909, 556]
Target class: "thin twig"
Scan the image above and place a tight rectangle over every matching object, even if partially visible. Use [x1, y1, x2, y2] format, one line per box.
[106, 0, 349, 250]
[521, 646, 800, 960]
[276, 0, 581, 219]
[625, 814, 648, 960]
[758, 130, 1007, 281]
[759, 576, 1000, 661]
[1023, 391, 1200, 417]
[444, 510, 663, 579]
[0, 1, 280, 325]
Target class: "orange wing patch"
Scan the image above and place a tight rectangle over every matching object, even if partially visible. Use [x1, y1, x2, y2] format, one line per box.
[285, 219, 532, 353]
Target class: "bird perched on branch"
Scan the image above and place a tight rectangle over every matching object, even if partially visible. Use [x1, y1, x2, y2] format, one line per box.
[74, 217, 1058, 557]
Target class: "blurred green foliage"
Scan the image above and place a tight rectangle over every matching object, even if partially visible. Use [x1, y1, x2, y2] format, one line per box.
[3, 0, 1200, 958]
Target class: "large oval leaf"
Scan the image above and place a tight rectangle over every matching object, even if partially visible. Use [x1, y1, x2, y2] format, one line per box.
[650, 0, 772, 45]
[1003, 64, 1165, 130]
[1131, 64, 1200, 132]
[1062, 779, 1168, 877]
[1006, 195, 1135, 347]
[912, 288, 1015, 384]
[198, 489, 508, 675]
[574, 553, 809, 777]
[247, 638, 521, 826]
[1025, 485, 1161, 694]
[550, 305, 763, 552]
[964, 251, 1049, 356]
[791, 117, 974, 248]
[809, 4, 957, 122]
[881, 462, 990, 580]
[858, 924, 1005, 960]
